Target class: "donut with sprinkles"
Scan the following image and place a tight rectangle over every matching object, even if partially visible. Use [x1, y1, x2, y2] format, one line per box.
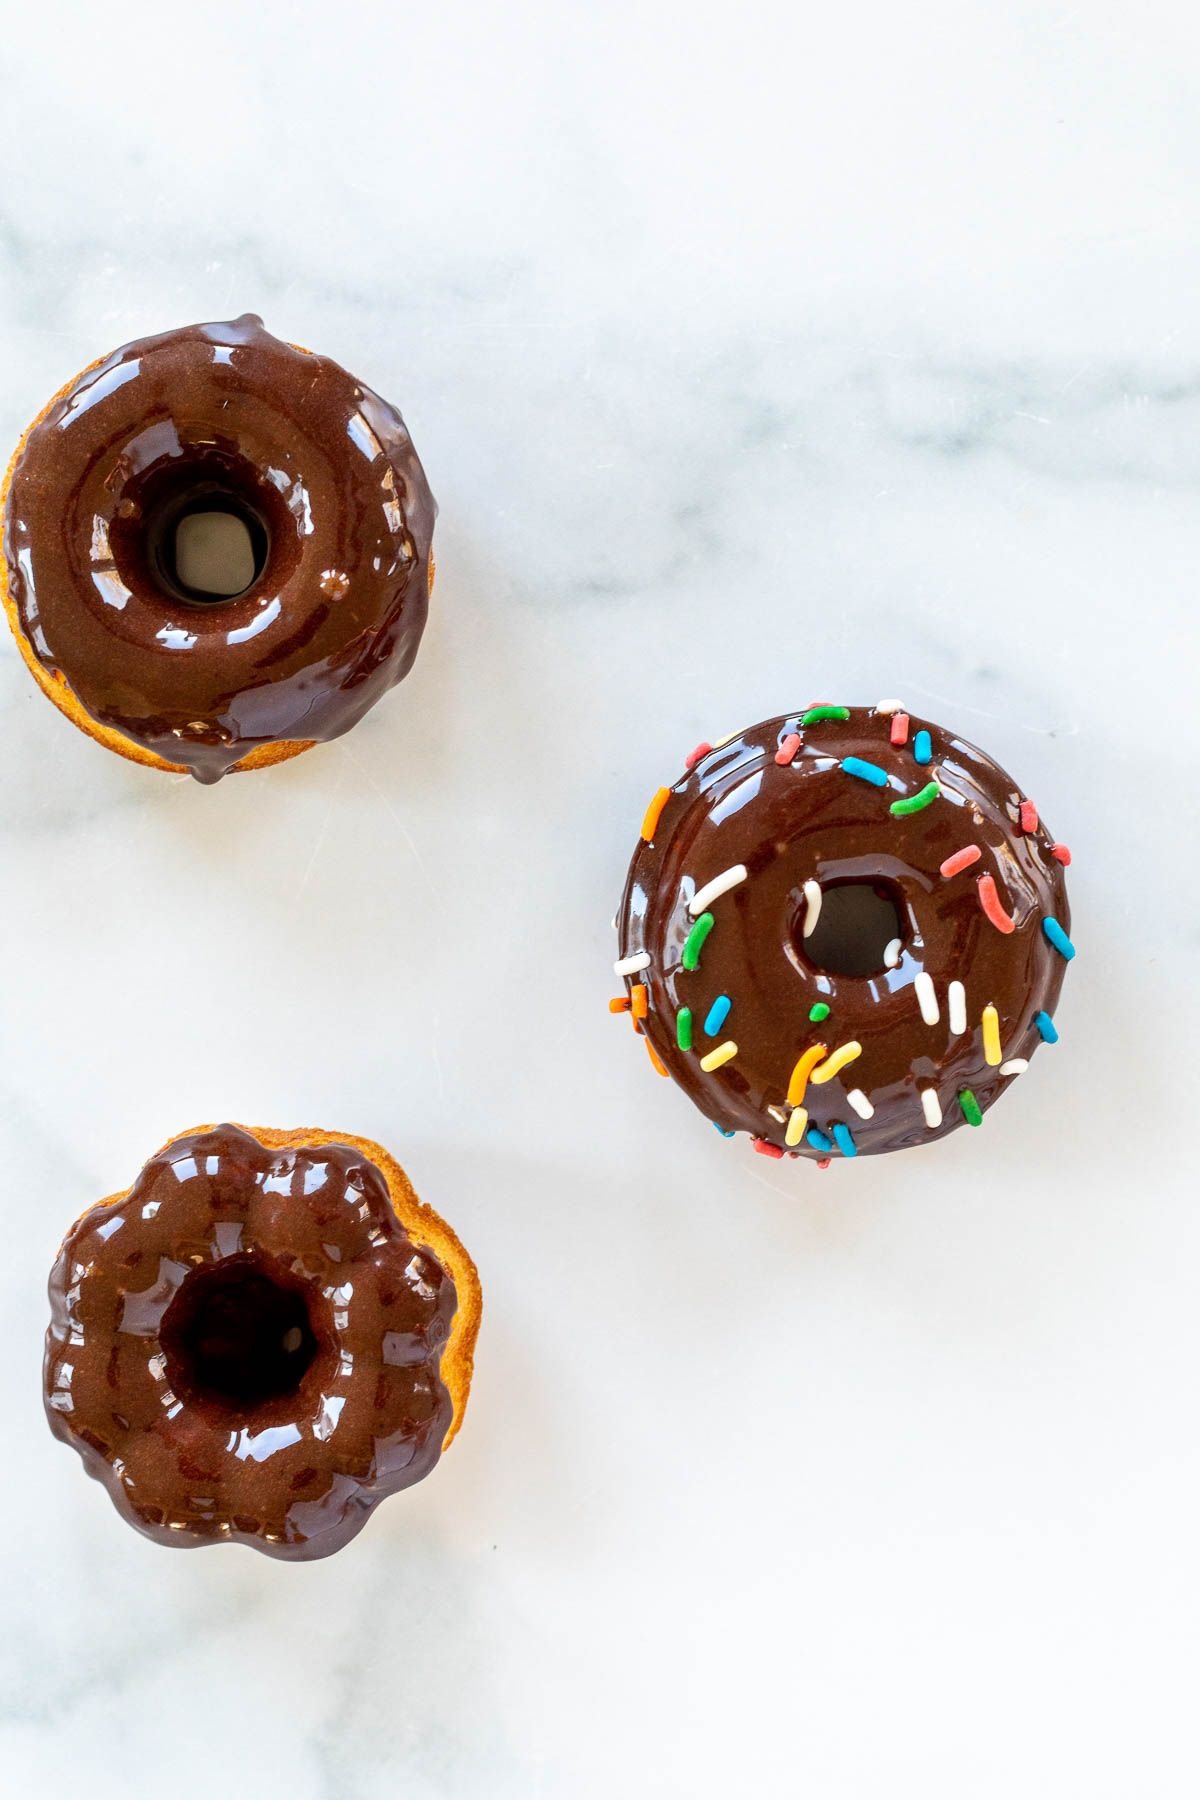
[611, 704, 1073, 1161]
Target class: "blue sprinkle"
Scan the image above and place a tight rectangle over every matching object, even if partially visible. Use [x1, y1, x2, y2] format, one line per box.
[832, 1122, 858, 1158]
[913, 729, 932, 765]
[1034, 1011, 1059, 1043]
[712, 1122, 735, 1138]
[806, 1126, 834, 1153]
[842, 756, 889, 788]
[1042, 917, 1076, 961]
[704, 994, 732, 1036]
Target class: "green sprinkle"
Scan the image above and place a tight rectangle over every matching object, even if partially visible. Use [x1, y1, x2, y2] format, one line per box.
[682, 911, 715, 971]
[676, 1007, 693, 1051]
[890, 781, 940, 817]
[958, 1088, 983, 1127]
[809, 1002, 831, 1023]
[801, 705, 851, 726]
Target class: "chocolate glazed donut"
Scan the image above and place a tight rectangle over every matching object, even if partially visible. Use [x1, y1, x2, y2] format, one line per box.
[44, 1124, 481, 1559]
[612, 704, 1074, 1162]
[2, 315, 435, 782]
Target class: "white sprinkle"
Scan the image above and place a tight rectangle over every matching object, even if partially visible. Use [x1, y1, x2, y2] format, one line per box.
[915, 971, 940, 1026]
[1000, 1059, 1029, 1077]
[802, 879, 822, 938]
[875, 697, 904, 715]
[767, 1105, 787, 1125]
[883, 937, 902, 969]
[688, 863, 748, 917]
[948, 980, 967, 1036]
[613, 952, 650, 977]
[921, 1087, 943, 1129]
[847, 1089, 875, 1120]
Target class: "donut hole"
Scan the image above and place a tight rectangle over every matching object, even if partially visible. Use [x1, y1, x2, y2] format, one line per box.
[161, 1255, 322, 1413]
[799, 879, 906, 978]
[108, 452, 290, 608]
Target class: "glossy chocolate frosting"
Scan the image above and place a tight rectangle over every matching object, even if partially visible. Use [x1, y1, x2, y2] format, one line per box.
[45, 1125, 457, 1558]
[614, 706, 1073, 1160]
[4, 316, 435, 781]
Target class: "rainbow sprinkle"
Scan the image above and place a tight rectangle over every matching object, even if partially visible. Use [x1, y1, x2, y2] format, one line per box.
[981, 1003, 1002, 1066]
[688, 864, 747, 917]
[802, 705, 850, 726]
[681, 912, 715, 971]
[699, 1040, 738, 1072]
[810, 1040, 863, 1085]
[958, 1088, 983, 1127]
[712, 1121, 735, 1138]
[1051, 844, 1072, 866]
[1000, 1059, 1028, 1076]
[890, 781, 940, 816]
[802, 879, 822, 937]
[913, 729, 932, 765]
[921, 1087, 943, 1129]
[609, 996, 631, 1014]
[890, 712, 911, 746]
[685, 742, 712, 770]
[1034, 1011, 1059, 1043]
[787, 1043, 828, 1106]
[646, 1040, 669, 1078]
[641, 787, 670, 841]
[915, 972, 940, 1026]
[832, 1123, 858, 1158]
[676, 1007, 693, 1051]
[614, 951, 650, 977]
[948, 980, 967, 1037]
[1043, 917, 1075, 960]
[847, 1089, 875, 1120]
[806, 1125, 834, 1153]
[631, 984, 648, 1020]
[775, 731, 802, 766]
[842, 756, 888, 788]
[704, 995, 732, 1036]
[1019, 800, 1039, 833]
[977, 873, 1016, 935]
[940, 844, 981, 879]
[785, 1107, 809, 1147]
[752, 1138, 784, 1159]
[808, 1001, 831, 1023]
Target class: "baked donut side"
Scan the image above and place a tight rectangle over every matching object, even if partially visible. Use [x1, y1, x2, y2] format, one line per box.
[613, 704, 1073, 1162]
[44, 1124, 480, 1558]
[2, 317, 436, 782]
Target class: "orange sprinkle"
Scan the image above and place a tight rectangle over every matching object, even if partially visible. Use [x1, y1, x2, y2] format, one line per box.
[609, 996, 631, 1014]
[645, 1039, 669, 1078]
[977, 872, 1016, 934]
[640, 786, 671, 841]
[1019, 800, 1039, 833]
[787, 1043, 828, 1107]
[631, 984, 648, 1020]
[940, 844, 982, 879]
[890, 712, 910, 746]
[775, 731, 803, 766]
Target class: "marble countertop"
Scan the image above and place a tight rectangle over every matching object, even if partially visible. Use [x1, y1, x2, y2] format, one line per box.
[0, 3, 1196, 1795]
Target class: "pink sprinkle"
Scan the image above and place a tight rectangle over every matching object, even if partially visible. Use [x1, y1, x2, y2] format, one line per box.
[1051, 843, 1072, 866]
[940, 844, 982, 879]
[1019, 800, 1039, 833]
[775, 732, 802, 766]
[890, 712, 910, 746]
[977, 872, 1016, 934]
[685, 742, 712, 770]
[753, 1137, 784, 1159]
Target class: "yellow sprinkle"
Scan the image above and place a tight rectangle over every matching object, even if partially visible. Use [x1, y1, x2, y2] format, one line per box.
[809, 1041, 863, 1085]
[787, 1043, 828, 1106]
[785, 1107, 809, 1147]
[981, 1004, 1002, 1067]
[640, 786, 671, 841]
[700, 1039, 738, 1072]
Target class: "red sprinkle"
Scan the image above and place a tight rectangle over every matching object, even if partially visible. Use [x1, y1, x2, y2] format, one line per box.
[940, 844, 982, 879]
[1051, 843, 1072, 866]
[890, 712, 910, 746]
[977, 872, 1016, 934]
[775, 732, 803, 766]
[685, 742, 712, 770]
[816, 1158, 832, 1171]
[1019, 800, 1039, 834]
[752, 1138, 784, 1159]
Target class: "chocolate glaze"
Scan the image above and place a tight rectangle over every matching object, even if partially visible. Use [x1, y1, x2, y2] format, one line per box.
[4, 316, 435, 782]
[45, 1125, 457, 1559]
[615, 707, 1072, 1159]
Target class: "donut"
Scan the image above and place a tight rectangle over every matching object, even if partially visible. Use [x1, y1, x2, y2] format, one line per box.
[2, 315, 435, 783]
[612, 703, 1074, 1162]
[44, 1123, 480, 1559]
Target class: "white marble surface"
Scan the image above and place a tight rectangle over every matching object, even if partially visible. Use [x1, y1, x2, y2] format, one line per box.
[0, 2, 1196, 1794]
